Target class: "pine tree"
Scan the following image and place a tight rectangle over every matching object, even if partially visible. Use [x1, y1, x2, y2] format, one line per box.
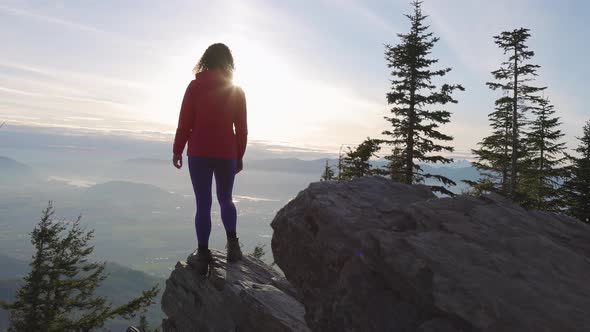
[2, 203, 62, 331]
[337, 146, 344, 180]
[485, 28, 546, 199]
[138, 315, 150, 332]
[519, 96, 566, 210]
[251, 244, 266, 260]
[467, 96, 514, 195]
[320, 160, 335, 181]
[383, 0, 464, 196]
[562, 120, 590, 223]
[340, 138, 381, 180]
[376, 146, 406, 182]
[1, 202, 159, 332]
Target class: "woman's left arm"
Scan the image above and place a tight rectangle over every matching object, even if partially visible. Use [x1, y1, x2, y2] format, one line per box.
[234, 87, 248, 162]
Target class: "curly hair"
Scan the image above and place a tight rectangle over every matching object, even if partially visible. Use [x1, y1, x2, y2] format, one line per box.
[193, 43, 235, 78]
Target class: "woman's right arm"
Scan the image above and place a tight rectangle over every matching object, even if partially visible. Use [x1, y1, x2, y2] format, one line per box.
[172, 81, 196, 169]
[173, 81, 196, 160]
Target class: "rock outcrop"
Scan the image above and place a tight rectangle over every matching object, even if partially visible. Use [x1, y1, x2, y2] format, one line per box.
[161, 249, 309, 332]
[271, 176, 590, 332]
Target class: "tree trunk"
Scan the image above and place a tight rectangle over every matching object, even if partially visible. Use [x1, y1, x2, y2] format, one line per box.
[406, 89, 415, 185]
[510, 47, 519, 198]
[503, 124, 510, 195]
[538, 104, 546, 208]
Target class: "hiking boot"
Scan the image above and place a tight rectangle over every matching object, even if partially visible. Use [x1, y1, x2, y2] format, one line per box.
[193, 248, 213, 275]
[226, 237, 243, 262]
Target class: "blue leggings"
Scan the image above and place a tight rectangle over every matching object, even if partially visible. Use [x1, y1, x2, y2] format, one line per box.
[188, 156, 237, 247]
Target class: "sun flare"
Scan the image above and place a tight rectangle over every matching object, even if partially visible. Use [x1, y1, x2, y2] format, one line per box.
[142, 36, 380, 148]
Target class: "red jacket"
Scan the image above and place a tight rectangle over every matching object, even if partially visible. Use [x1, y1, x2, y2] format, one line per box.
[173, 69, 248, 160]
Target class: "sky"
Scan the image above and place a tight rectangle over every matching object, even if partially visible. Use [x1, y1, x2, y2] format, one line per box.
[1, 0, 589, 158]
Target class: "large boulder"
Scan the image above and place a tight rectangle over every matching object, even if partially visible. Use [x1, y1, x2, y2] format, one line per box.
[271, 176, 590, 332]
[161, 249, 309, 332]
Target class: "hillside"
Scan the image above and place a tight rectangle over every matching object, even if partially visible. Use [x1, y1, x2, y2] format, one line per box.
[82, 180, 175, 206]
[0, 260, 164, 331]
[0, 156, 35, 184]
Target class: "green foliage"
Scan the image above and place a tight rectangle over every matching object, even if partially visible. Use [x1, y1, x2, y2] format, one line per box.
[251, 244, 266, 260]
[458, 185, 481, 197]
[477, 27, 546, 199]
[519, 96, 566, 210]
[340, 138, 381, 180]
[137, 314, 149, 332]
[382, 146, 406, 183]
[469, 28, 570, 211]
[468, 96, 515, 196]
[1, 202, 159, 332]
[320, 160, 335, 181]
[2, 203, 63, 332]
[382, 0, 463, 195]
[562, 120, 590, 223]
[0, 263, 164, 332]
[337, 146, 344, 180]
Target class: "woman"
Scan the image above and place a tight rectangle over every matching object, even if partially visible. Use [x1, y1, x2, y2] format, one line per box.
[172, 43, 248, 275]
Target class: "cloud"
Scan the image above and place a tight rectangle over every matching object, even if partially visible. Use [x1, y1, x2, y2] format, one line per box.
[64, 116, 104, 122]
[0, 61, 150, 91]
[0, 4, 156, 55]
[0, 85, 128, 109]
[0, 86, 41, 97]
[0, 123, 337, 160]
[0, 4, 104, 34]
[320, 0, 400, 35]
[1, 0, 585, 158]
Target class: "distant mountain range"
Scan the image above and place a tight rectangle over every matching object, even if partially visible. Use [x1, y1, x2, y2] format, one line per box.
[0, 156, 31, 174]
[123, 156, 478, 176]
[244, 158, 481, 188]
[1, 155, 481, 195]
[0, 156, 36, 184]
[420, 164, 481, 187]
[245, 158, 328, 174]
[119, 157, 482, 197]
[82, 180, 174, 204]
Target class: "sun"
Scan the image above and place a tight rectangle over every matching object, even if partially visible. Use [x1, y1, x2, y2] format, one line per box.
[145, 38, 340, 144]
[231, 68, 244, 88]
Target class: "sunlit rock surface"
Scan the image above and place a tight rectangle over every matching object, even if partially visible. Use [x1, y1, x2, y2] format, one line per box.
[161, 249, 309, 332]
[271, 176, 590, 332]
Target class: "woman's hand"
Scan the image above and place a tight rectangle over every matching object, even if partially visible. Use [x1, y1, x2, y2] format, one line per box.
[173, 154, 183, 169]
[236, 159, 243, 174]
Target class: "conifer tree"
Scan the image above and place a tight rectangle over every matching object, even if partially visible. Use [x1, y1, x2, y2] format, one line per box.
[375, 146, 406, 182]
[520, 96, 566, 210]
[467, 96, 515, 195]
[137, 315, 150, 332]
[485, 28, 546, 199]
[337, 146, 344, 180]
[1, 202, 159, 332]
[340, 138, 381, 180]
[251, 244, 267, 260]
[383, 0, 464, 195]
[2, 203, 60, 331]
[562, 120, 590, 223]
[320, 160, 335, 181]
